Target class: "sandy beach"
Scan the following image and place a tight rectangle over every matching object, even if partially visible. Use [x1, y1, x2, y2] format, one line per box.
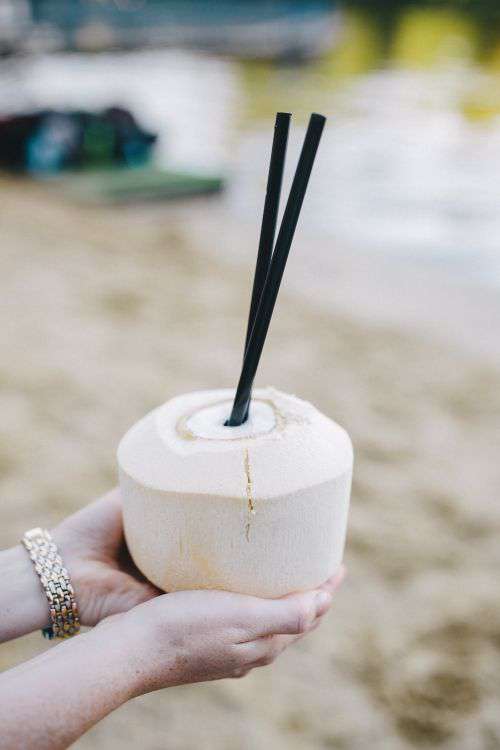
[1, 178, 500, 749]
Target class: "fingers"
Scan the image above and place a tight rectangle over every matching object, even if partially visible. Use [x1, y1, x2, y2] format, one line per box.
[318, 566, 346, 596]
[230, 667, 252, 679]
[58, 488, 123, 551]
[121, 572, 160, 605]
[240, 589, 327, 639]
[236, 635, 283, 668]
[236, 622, 318, 671]
[240, 569, 345, 640]
[235, 582, 341, 673]
[76, 488, 122, 525]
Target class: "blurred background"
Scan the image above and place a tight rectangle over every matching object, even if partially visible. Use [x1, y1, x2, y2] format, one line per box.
[1, 1, 500, 748]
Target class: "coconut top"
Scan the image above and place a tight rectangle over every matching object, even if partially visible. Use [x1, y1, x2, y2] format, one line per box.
[183, 398, 276, 441]
[118, 387, 353, 499]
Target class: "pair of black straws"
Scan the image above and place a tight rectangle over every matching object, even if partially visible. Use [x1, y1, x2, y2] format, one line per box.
[226, 111, 326, 427]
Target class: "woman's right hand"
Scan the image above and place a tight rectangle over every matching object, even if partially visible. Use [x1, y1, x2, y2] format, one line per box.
[0, 571, 344, 750]
[100, 570, 344, 696]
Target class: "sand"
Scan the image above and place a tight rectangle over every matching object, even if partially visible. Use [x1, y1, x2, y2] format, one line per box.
[1, 178, 500, 749]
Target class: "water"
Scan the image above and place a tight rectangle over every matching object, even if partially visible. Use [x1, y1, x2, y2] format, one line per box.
[2, 10, 500, 293]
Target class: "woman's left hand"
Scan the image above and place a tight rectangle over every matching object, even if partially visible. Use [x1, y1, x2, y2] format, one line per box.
[53, 489, 159, 626]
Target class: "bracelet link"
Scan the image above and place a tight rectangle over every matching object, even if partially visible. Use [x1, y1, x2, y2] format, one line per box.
[22, 527, 80, 640]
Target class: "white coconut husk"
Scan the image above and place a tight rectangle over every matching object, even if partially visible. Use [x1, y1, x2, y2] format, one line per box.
[118, 387, 353, 597]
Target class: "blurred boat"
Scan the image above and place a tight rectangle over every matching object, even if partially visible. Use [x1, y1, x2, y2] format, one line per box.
[25, 0, 340, 60]
[0, 105, 224, 202]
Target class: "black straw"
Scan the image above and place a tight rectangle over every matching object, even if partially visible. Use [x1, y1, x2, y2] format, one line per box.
[244, 112, 290, 355]
[238, 112, 290, 423]
[226, 113, 326, 427]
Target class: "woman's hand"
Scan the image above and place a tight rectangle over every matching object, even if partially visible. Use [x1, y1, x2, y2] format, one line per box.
[52, 489, 159, 627]
[0, 570, 344, 750]
[0, 488, 347, 750]
[1, 488, 346, 750]
[104, 569, 345, 696]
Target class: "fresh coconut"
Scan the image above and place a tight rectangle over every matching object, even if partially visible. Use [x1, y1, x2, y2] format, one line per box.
[118, 387, 353, 598]
[118, 115, 351, 597]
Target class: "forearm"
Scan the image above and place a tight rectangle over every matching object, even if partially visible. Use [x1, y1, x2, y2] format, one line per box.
[0, 623, 137, 750]
[0, 544, 49, 642]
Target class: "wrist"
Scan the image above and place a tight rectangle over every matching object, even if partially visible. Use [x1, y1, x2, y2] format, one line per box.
[90, 611, 151, 699]
[0, 624, 138, 748]
[78, 625, 139, 704]
[0, 544, 50, 642]
[50, 523, 96, 628]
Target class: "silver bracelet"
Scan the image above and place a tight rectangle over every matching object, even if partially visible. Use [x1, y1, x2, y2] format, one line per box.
[21, 527, 80, 640]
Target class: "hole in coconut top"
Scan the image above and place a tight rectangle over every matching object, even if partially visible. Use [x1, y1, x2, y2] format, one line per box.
[184, 399, 276, 441]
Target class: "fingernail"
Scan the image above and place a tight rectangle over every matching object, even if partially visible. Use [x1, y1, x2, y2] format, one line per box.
[315, 590, 332, 616]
